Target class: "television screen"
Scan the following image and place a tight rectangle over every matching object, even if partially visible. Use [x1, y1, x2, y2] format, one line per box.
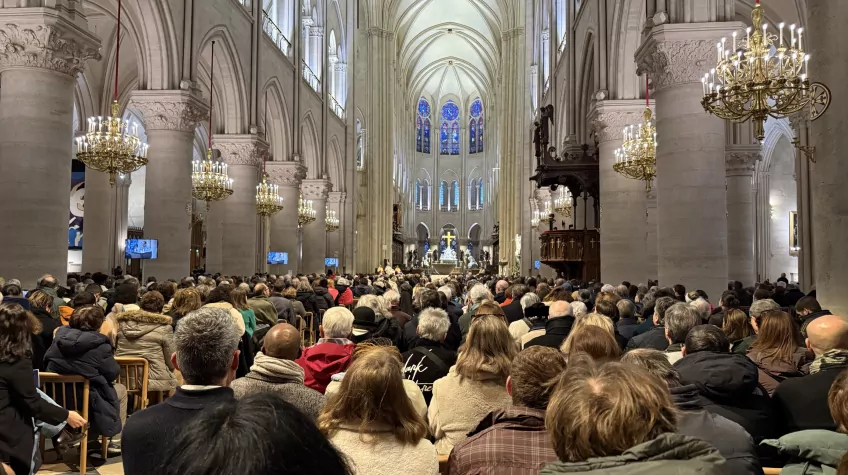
[125, 239, 158, 259]
[325, 257, 339, 267]
[534, 260, 541, 270]
[268, 252, 288, 265]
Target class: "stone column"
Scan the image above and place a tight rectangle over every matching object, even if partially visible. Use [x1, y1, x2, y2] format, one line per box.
[132, 90, 208, 281]
[83, 173, 131, 273]
[266, 160, 306, 275]
[301, 178, 331, 274]
[591, 101, 648, 284]
[725, 147, 759, 285]
[790, 113, 815, 291]
[0, 14, 99, 286]
[637, 24, 740, 299]
[327, 191, 346, 269]
[645, 187, 658, 282]
[309, 26, 323, 88]
[215, 135, 267, 276]
[808, 0, 848, 314]
[205, 202, 224, 274]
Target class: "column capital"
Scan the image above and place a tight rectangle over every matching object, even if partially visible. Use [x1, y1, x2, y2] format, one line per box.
[335, 61, 347, 73]
[788, 111, 808, 131]
[130, 90, 208, 133]
[213, 134, 269, 167]
[328, 191, 346, 204]
[588, 100, 652, 143]
[302, 178, 332, 200]
[309, 26, 324, 37]
[0, 14, 101, 76]
[726, 146, 761, 176]
[365, 27, 393, 39]
[635, 22, 745, 92]
[535, 187, 552, 201]
[265, 160, 306, 187]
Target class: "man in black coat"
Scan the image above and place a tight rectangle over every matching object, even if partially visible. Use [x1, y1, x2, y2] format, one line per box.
[625, 296, 677, 352]
[121, 308, 242, 475]
[772, 315, 848, 436]
[524, 301, 574, 350]
[401, 308, 458, 405]
[796, 296, 833, 337]
[403, 289, 461, 351]
[501, 284, 529, 323]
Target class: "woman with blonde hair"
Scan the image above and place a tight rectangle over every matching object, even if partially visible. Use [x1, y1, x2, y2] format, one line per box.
[167, 288, 202, 329]
[559, 313, 615, 355]
[319, 345, 438, 475]
[564, 325, 621, 363]
[429, 315, 516, 455]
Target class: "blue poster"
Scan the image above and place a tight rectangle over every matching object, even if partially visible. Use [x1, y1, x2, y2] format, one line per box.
[69, 170, 85, 249]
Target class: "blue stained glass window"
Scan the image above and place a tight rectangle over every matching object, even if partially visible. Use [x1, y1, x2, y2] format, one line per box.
[439, 181, 446, 209]
[418, 98, 431, 118]
[414, 180, 420, 207]
[441, 101, 459, 121]
[467, 241, 473, 255]
[440, 123, 449, 154]
[469, 119, 477, 154]
[424, 240, 430, 255]
[440, 101, 461, 155]
[452, 181, 459, 208]
[423, 119, 431, 153]
[479, 178, 484, 205]
[478, 118, 484, 152]
[416, 117, 423, 152]
[450, 124, 460, 155]
[470, 98, 483, 118]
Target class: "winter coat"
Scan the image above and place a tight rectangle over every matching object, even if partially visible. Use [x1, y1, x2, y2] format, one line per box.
[328, 424, 438, 475]
[114, 310, 177, 392]
[501, 299, 524, 323]
[733, 335, 757, 355]
[268, 294, 295, 324]
[760, 430, 848, 475]
[524, 317, 575, 350]
[352, 285, 371, 298]
[401, 339, 458, 405]
[330, 285, 354, 306]
[625, 326, 669, 352]
[539, 433, 726, 474]
[326, 372, 427, 419]
[296, 290, 321, 315]
[230, 352, 325, 420]
[237, 308, 257, 337]
[295, 340, 355, 393]
[428, 365, 513, 455]
[0, 357, 68, 475]
[44, 326, 123, 436]
[801, 310, 833, 337]
[201, 301, 246, 335]
[616, 317, 640, 341]
[247, 295, 279, 326]
[671, 384, 762, 475]
[772, 360, 848, 435]
[674, 351, 777, 443]
[31, 308, 59, 370]
[746, 346, 811, 396]
[313, 286, 335, 311]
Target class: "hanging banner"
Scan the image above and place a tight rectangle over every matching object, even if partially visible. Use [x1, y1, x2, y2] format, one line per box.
[69, 170, 85, 249]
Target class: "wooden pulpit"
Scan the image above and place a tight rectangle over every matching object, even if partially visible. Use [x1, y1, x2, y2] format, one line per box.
[539, 229, 600, 282]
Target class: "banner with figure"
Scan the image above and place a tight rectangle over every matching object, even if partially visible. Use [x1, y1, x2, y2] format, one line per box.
[69, 170, 85, 249]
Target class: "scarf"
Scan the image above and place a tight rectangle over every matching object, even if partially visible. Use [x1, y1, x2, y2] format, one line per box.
[248, 352, 305, 384]
[810, 349, 848, 374]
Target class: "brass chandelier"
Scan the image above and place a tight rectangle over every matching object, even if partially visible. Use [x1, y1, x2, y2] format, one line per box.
[298, 196, 316, 228]
[613, 101, 657, 190]
[75, 0, 147, 186]
[325, 209, 339, 232]
[552, 186, 573, 218]
[700, 0, 830, 141]
[256, 172, 284, 216]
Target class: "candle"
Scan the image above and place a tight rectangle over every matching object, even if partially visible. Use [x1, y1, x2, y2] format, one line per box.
[779, 22, 784, 47]
[790, 24, 796, 45]
[798, 28, 803, 50]
[717, 42, 721, 62]
[804, 54, 810, 76]
[732, 31, 737, 51]
[711, 68, 716, 84]
[747, 27, 751, 44]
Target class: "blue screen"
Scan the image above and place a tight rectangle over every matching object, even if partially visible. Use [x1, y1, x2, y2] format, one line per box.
[125, 239, 158, 259]
[325, 257, 339, 267]
[534, 260, 541, 270]
[268, 252, 288, 265]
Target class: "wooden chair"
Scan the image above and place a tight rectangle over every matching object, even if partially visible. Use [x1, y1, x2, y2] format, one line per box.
[39, 372, 108, 474]
[763, 468, 781, 475]
[438, 455, 449, 475]
[115, 357, 150, 411]
[302, 312, 315, 346]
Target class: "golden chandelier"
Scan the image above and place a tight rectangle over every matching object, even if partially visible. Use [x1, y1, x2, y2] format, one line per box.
[192, 150, 233, 210]
[614, 106, 657, 191]
[552, 186, 573, 218]
[256, 173, 284, 216]
[325, 209, 339, 232]
[298, 197, 316, 228]
[700, 0, 830, 141]
[75, 0, 147, 186]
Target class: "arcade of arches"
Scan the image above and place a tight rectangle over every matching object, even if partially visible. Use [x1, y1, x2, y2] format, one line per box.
[1, 0, 848, 314]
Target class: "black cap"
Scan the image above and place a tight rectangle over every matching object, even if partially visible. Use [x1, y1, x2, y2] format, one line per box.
[353, 307, 378, 328]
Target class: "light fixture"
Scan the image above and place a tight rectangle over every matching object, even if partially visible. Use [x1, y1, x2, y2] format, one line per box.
[192, 40, 233, 210]
[298, 196, 316, 228]
[325, 209, 339, 232]
[700, 0, 830, 141]
[552, 187, 573, 217]
[256, 172, 284, 216]
[614, 75, 657, 191]
[75, 0, 147, 186]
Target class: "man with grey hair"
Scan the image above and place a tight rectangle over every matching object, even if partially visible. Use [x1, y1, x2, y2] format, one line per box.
[402, 308, 457, 405]
[626, 296, 678, 352]
[296, 307, 356, 393]
[383, 288, 411, 328]
[508, 293, 544, 344]
[614, 284, 630, 301]
[616, 299, 639, 340]
[37, 273, 63, 314]
[600, 283, 616, 294]
[690, 297, 711, 324]
[459, 283, 493, 342]
[525, 300, 574, 350]
[122, 308, 242, 475]
[664, 303, 701, 363]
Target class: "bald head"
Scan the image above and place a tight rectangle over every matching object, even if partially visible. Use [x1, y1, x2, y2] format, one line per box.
[549, 300, 572, 319]
[496, 280, 509, 293]
[807, 315, 848, 356]
[253, 283, 270, 296]
[262, 323, 302, 360]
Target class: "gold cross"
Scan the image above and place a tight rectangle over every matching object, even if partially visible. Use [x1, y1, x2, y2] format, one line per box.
[569, 238, 576, 248]
[444, 231, 456, 248]
[590, 238, 597, 248]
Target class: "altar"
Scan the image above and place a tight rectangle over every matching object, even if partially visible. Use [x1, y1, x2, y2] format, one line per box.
[431, 230, 461, 275]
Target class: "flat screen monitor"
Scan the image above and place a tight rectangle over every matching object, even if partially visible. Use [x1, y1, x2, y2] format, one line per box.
[268, 252, 288, 265]
[325, 257, 339, 267]
[534, 260, 541, 270]
[125, 239, 158, 259]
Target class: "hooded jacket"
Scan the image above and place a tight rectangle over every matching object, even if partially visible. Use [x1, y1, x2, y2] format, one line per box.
[760, 430, 848, 475]
[539, 433, 726, 474]
[230, 352, 325, 420]
[295, 340, 355, 394]
[44, 326, 122, 436]
[247, 295, 280, 326]
[331, 284, 354, 306]
[114, 310, 177, 392]
[746, 346, 811, 396]
[674, 351, 777, 443]
[296, 290, 321, 315]
[524, 317, 575, 350]
[313, 286, 335, 311]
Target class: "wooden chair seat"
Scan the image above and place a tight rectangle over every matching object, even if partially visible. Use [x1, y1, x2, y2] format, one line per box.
[114, 356, 150, 411]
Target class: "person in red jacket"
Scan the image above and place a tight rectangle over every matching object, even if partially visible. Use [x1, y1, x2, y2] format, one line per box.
[296, 307, 356, 393]
[331, 278, 354, 307]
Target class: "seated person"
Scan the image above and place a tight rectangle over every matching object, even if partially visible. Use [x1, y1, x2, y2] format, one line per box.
[115, 291, 178, 393]
[401, 308, 457, 405]
[296, 307, 356, 394]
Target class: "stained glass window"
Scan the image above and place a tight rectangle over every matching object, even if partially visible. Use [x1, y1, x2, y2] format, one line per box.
[423, 240, 430, 255]
[469, 119, 477, 154]
[469, 98, 483, 154]
[439, 181, 447, 209]
[423, 180, 430, 210]
[440, 100, 460, 155]
[355, 119, 364, 170]
[479, 178, 484, 206]
[470, 99, 482, 118]
[478, 118, 484, 152]
[452, 181, 459, 210]
[414, 179, 420, 209]
[417, 98, 431, 154]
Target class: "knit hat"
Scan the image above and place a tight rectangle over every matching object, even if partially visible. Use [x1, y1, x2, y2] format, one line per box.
[352, 307, 378, 328]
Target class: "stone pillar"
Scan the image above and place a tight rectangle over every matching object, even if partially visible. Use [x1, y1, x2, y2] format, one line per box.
[334, 62, 347, 103]
[327, 191, 346, 268]
[309, 26, 323, 87]
[83, 173, 131, 273]
[591, 101, 648, 284]
[266, 160, 306, 275]
[0, 14, 99, 286]
[725, 147, 759, 285]
[808, 0, 848, 314]
[790, 113, 815, 291]
[215, 135, 267, 276]
[301, 178, 331, 274]
[645, 187, 658, 282]
[636, 23, 740, 299]
[132, 90, 208, 281]
[205, 202, 224, 274]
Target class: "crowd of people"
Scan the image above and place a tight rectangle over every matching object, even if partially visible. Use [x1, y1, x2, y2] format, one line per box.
[1, 269, 847, 475]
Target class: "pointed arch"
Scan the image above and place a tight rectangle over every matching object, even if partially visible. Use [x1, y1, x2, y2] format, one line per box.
[197, 27, 250, 134]
[300, 112, 321, 177]
[328, 136, 345, 192]
[261, 76, 293, 161]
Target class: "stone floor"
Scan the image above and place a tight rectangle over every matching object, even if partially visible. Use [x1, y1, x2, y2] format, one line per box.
[37, 446, 124, 475]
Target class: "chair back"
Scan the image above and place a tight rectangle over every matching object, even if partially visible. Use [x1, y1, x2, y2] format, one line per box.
[38, 373, 97, 473]
[302, 312, 315, 346]
[115, 356, 150, 410]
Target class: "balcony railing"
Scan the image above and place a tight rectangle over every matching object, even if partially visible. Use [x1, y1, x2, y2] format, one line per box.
[302, 61, 321, 93]
[558, 36, 567, 55]
[329, 95, 345, 119]
[261, 10, 291, 57]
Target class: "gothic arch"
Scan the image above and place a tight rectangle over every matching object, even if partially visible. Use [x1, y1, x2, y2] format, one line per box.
[761, 118, 795, 173]
[467, 222, 481, 239]
[197, 27, 250, 134]
[262, 77, 293, 162]
[328, 136, 345, 192]
[577, 30, 596, 142]
[300, 112, 322, 178]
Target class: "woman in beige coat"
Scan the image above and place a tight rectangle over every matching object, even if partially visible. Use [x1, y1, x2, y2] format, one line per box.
[428, 314, 517, 455]
[201, 286, 247, 335]
[320, 345, 438, 475]
[114, 291, 178, 392]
